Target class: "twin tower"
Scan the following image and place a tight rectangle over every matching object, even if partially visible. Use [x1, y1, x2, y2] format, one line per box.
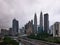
[34, 11, 49, 34]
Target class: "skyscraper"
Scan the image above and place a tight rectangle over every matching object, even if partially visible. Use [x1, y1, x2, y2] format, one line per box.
[44, 13, 49, 33]
[12, 19, 19, 36]
[38, 12, 43, 33]
[34, 13, 37, 35]
[40, 12, 43, 27]
[40, 12, 43, 31]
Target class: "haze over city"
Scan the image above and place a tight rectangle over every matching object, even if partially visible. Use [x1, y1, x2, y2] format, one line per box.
[0, 0, 60, 29]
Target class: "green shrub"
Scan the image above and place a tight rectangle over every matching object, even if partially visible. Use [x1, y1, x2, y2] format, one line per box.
[2, 36, 19, 45]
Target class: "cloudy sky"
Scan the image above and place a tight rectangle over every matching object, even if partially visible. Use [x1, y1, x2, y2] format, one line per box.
[0, 0, 60, 29]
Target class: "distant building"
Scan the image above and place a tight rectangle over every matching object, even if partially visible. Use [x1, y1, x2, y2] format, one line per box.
[20, 27, 25, 35]
[12, 19, 19, 36]
[53, 22, 60, 37]
[38, 27, 43, 34]
[38, 12, 43, 33]
[40, 12, 43, 29]
[49, 25, 53, 35]
[30, 20, 34, 34]
[34, 13, 37, 35]
[9, 28, 13, 36]
[25, 21, 33, 36]
[44, 13, 49, 33]
[1, 29, 9, 36]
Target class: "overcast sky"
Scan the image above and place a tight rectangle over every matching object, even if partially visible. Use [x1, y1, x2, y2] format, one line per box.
[0, 0, 60, 29]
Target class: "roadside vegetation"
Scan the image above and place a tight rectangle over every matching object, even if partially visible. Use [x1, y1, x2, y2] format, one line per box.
[27, 33, 60, 44]
[0, 36, 19, 45]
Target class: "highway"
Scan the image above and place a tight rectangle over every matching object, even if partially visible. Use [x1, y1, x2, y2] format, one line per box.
[18, 37, 60, 45]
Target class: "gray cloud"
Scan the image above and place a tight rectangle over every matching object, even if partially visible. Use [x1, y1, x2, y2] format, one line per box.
[0, 0, 60, 29]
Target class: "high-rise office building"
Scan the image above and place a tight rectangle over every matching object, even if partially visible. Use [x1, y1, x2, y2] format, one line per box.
[44, 13, 49, 33]
[12, 19, 19, 36]
[40, 12, 43, 28]
[34, 13, 37, 35]
[38, 12, 43, 33]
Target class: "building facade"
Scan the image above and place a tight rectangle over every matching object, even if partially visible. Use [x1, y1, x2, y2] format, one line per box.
[44, 13, 49, 33]
[40, 12, 43, 29]
[1, 29, 9, 36]
[12, 19, 19, 36]
[49, 25, 53, 35]
[34, 13, 37, 35]
[38, 12, 43, 33]
[25, 21, 33, 36]
[20, 27, 25, 35]
[53, 22, 60, 37]
[9, 28, 13, 36]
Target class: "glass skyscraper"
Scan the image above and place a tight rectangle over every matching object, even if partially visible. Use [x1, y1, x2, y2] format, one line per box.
[44, 13, 49, 33]
[12, 19, 19, 36]
[34, 13, 37, 35]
